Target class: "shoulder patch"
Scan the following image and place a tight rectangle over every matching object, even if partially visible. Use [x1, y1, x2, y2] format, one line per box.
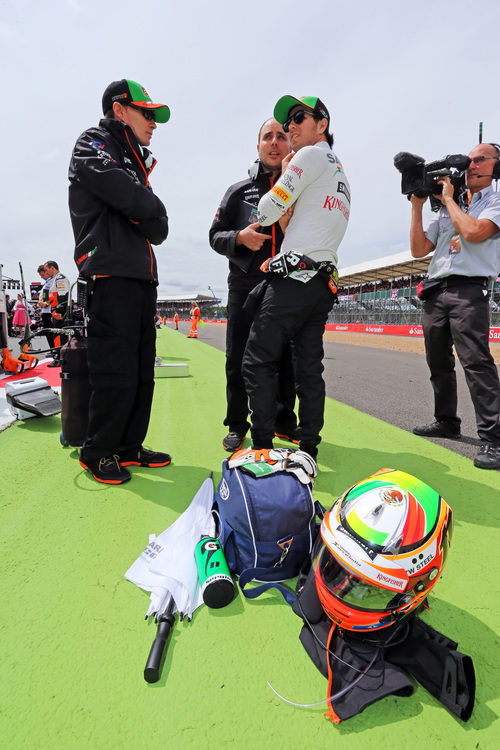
[338, 181, 351, 204]
[271, 185, 291, 203]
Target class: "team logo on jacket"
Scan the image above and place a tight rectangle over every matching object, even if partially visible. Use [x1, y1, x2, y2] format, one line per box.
[271, 185, 291, 203]
[90, 140, 116, 164]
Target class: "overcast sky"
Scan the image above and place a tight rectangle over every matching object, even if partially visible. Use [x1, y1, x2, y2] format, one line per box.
[1, 0, 498, 303]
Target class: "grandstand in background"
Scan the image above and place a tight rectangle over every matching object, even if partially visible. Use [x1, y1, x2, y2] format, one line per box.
[334, 250, 500, 326]
[154, 251, 500, 327]
[157, 292, 224, 319]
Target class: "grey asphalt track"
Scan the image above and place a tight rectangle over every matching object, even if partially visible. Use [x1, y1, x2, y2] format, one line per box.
[173, 320, 495, 464]
[7, 322, 496, 465]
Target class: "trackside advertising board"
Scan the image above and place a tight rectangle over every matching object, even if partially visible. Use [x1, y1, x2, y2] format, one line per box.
[326, 324, 500, 341]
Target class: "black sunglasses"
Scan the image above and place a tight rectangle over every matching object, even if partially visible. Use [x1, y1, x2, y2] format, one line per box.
[128, 104, 156, 122]
[283, 109, 316, 132]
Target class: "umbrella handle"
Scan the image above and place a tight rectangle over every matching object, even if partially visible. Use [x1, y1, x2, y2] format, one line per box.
[144, 605, 176, 683]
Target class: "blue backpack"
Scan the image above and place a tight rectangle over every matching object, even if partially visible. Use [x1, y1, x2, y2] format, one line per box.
[214, 455, 324, 603]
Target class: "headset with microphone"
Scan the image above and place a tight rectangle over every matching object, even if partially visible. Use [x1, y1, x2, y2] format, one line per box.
[489, 143, 500, 179]
[472, 142, 500, 180]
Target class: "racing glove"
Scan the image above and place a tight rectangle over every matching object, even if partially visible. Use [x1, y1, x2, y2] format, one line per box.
[284, 450, 318, 485]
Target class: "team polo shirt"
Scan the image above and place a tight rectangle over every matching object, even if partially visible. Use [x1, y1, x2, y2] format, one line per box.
[425, 184, 500, 281]
[257, 141, 350, 282]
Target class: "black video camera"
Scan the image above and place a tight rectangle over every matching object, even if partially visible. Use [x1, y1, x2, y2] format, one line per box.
[394, 152, 470, 211]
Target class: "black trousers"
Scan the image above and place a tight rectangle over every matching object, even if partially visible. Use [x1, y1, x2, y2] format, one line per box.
[422, 281, 500, 444]
[242, 274, 334, 456]
[49, 316, 68, 359]
[41, 312, 54, 351]
[225, 286, 296, 435]
[82, 277, 157, 460]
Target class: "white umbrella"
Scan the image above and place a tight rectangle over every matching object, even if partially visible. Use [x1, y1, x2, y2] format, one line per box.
[125, 476, 215, 620]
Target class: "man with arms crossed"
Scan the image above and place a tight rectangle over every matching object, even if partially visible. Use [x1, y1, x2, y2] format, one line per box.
[69, 79, 171, 484]
[242, 96, 350, 460]
[410, 142, 500, 469]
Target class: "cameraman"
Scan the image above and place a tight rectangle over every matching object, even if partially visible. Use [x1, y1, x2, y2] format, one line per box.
[410, 142, 500, 469]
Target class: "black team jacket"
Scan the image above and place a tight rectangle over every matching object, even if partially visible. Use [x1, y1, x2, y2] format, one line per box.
[209, 161, 284, 293]
[68, 118, 168, 284]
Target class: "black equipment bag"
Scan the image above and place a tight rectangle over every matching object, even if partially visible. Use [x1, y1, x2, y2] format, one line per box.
[60, 335, 90, 447]
[214, 455, 322, 603]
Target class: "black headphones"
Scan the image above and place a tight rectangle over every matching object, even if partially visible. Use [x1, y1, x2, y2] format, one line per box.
[490, 143, 500, 179]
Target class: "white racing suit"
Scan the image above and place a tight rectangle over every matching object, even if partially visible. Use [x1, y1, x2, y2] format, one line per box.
[243, 141, 350, 457]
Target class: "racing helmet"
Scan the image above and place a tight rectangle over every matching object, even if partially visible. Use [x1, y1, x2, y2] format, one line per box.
[314, 468, 453, 632]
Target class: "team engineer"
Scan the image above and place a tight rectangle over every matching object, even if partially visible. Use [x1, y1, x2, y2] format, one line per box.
[209, 117, 297, 452]
[44, 260, 70, 367]
[68, 79, 171, 484]
[242, 96, 350, 460]
[37, 264, 54, 356]
[410, 142, 500, 470]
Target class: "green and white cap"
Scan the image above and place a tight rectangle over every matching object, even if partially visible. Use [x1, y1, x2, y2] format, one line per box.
[102, 79, 170, 123]
[274, 95, 330, 125]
